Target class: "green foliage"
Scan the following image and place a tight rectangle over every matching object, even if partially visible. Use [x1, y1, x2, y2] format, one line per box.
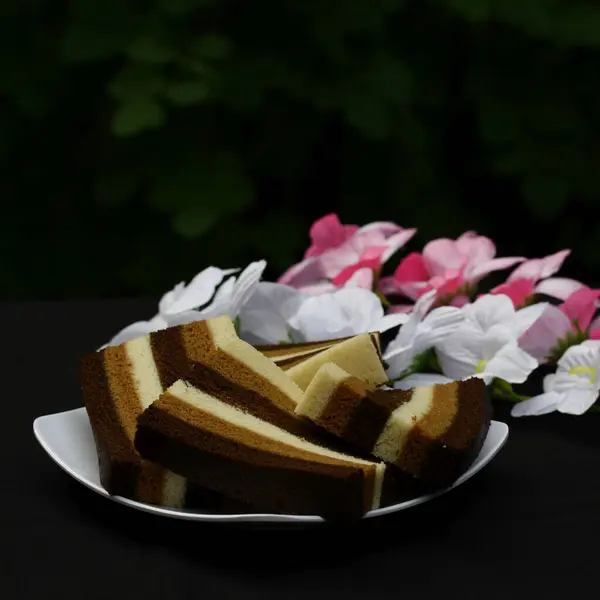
[2, 0, 600, 299]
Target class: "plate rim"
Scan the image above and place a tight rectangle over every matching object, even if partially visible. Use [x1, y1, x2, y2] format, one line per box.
[33, 407, 509, 523]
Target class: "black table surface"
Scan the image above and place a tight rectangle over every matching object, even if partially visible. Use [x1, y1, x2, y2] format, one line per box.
[4, 298, 600, 599]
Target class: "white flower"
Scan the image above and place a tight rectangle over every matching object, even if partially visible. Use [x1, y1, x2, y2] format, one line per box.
[237, 282, 308, 345]
[436, 295, 547, 384]
[102, 261, 266, 348]
[512, 341, 600, 416]
[384, 290, 465, 380]
[287, 288, 407, 342]
[393, 373, 455, 390]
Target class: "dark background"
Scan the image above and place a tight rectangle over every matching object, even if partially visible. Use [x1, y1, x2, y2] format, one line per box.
[2, 0, 600, 301]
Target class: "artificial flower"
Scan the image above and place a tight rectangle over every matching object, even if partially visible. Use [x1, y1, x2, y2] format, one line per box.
[103, 262, 266, 348]
[279, 213, 415, 293]
[237, 282, 307, 345]
[511, 340, 600, 416]
[490, 250, 583, 307]
[384, 290, 465, 380]
[380, 231, 524, 306]
[435, 295, 546, 384]
[518, 287, 600, 362]
[287, 288, 407, 342]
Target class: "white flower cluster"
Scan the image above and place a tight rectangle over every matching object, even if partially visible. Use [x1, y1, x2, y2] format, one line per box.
[103, 261, 600, 416]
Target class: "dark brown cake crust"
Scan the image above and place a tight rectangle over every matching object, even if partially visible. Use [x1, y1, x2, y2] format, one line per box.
[149, 324, 388, 461]
[415, 378, 492, 487]
[135, 397, 369, 522]
[79, 351, 142, 499]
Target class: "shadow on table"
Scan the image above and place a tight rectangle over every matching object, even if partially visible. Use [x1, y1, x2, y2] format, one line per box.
[62, 470, 488, 574]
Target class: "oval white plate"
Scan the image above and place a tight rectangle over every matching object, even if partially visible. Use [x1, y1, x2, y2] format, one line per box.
[33, 408, 508, 523]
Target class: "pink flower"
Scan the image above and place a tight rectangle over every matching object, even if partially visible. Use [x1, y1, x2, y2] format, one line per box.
[380, 231, 524, 305]
[490, 250, 583, 308]
[519, 287, 600, 362]
[279, 214, 416, 294]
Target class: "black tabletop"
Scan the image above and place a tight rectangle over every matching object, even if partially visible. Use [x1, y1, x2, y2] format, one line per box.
[5, 298, 600, 599]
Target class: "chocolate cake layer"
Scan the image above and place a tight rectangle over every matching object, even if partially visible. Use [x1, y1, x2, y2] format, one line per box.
[135, 380, 386, 521]
[285, 333, 388, 390]
[297, 364, 490, 487]
[255, 333, 382, 371]
[148, 318, 387, 457]
[79, 332, 248, 510]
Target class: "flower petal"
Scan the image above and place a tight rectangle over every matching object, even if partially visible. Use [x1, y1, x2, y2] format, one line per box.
[485, 343, 538, 384]
[511, 392, 562, 417]
[559, 287, 600, 332]
[278, 256, 326, 287]
[377, 313, 410, 333]
[511, 302, 549, 338]
[558, 387, 599, 415]
[456, 231, 496, 264]
[228, 260, 267, 318]
[238, 309, 291, 345]
[466, 256, 525, 283]
[356, 221, 405, 237]
[490, 279, 536, 308]
[102, 319, 162, 349]
[393, 373, 455, 390]
[161, 267, 237, 315]
[305, 213, 358, 258]
[508, 250, 571, 282]
[465, 294, 515, 333]
[535, 277, 585, 301]
[518, 305, 572, 362]
[386, 303, 415, 314]
[436, 323, 485, 379]
[422, 239, 463, 275]
[380, 228, 417, 263]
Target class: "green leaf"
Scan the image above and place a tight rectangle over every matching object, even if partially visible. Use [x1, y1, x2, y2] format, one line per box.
[342, 94, 390, 140]
[189, 34, 232, 61]
[108, 63, 164, 102]
[171, 203, 221, 238]
[148, 154, 254, 238]
[127, 36, 175, 64]
[163, 81, 210, 106]
[111, 99, 166, 136]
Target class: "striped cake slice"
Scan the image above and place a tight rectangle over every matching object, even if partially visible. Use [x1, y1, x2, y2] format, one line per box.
[79, 332, 248, 510]
[284, 333, 388, 390]
[295, 363, 491, 487]
[254, 333, 381, 371]
[135, 380, 386, 521]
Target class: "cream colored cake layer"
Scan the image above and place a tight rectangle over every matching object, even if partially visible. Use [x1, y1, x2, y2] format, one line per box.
[206, 315, 241, 348]
[220, 338, 305, 405]
[161, 471, 188, 508]
[168, 380, 385, 509]
[125, 337, 189, 508]
[286, 334, 388, 391]
[125, 336, 164, 409]
[372, 386, 435, 463]
[296, 363, 354, 420]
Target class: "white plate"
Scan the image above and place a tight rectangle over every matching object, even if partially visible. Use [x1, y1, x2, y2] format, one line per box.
[33, 408, 508, 523]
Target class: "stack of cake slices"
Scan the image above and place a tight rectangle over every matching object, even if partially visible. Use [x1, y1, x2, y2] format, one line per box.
[79, 315, 491, 522]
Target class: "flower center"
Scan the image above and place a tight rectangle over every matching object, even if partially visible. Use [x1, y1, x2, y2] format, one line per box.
[568, 365, 596, 384]
[476, 359, 488, 373]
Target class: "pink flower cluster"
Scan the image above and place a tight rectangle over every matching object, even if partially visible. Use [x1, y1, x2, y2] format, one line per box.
[280, 212, 597, 363]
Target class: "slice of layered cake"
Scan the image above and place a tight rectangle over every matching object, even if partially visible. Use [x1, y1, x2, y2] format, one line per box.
[284, 333, 388, 390]
[135, 380, 386, 521]
[296, 363, 491, 487]
[255, 333, 381, 371]
[79, 325, 247, 510]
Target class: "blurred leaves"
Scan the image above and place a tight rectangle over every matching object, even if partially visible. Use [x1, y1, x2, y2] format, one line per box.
[2, 0, 600, 299]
